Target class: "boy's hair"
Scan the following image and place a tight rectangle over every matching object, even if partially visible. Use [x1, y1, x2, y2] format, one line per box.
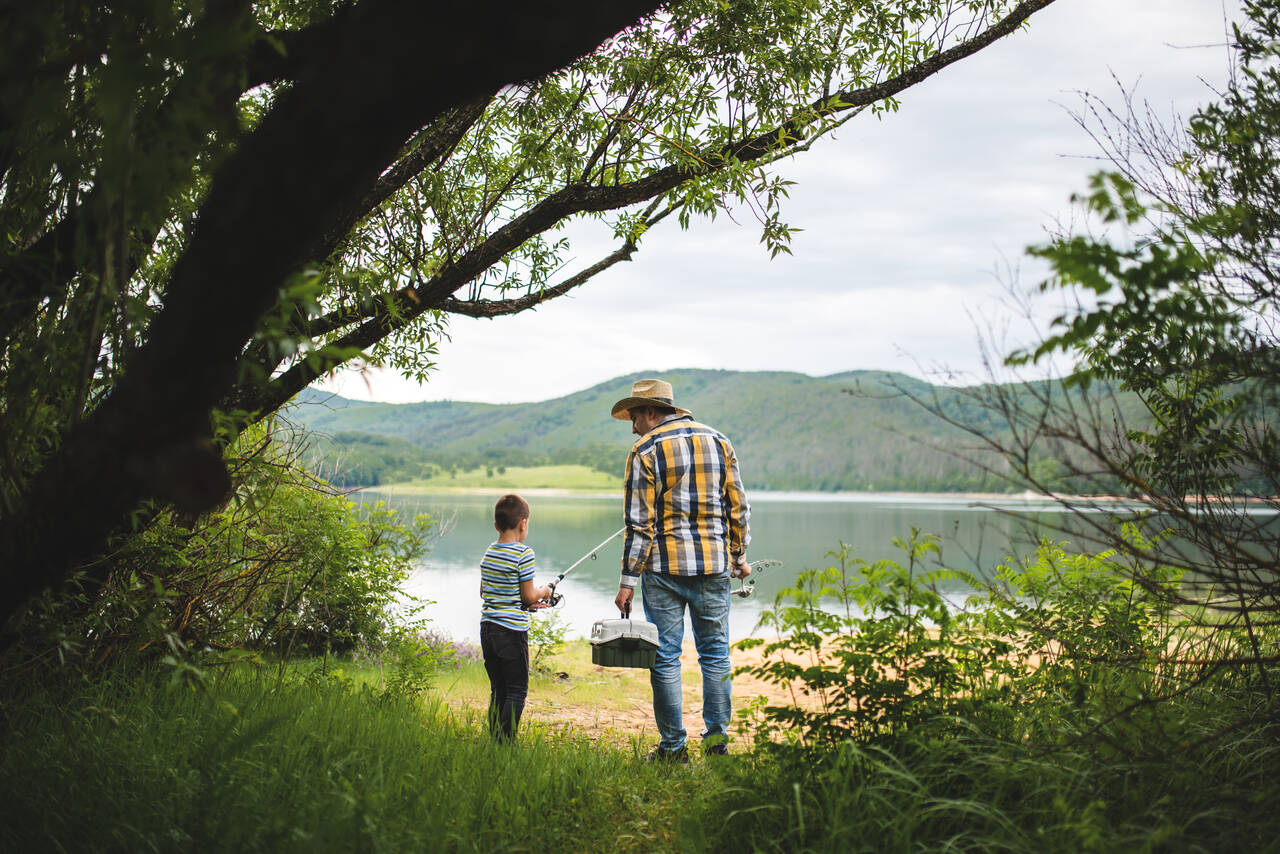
[494, 494, 530, 532]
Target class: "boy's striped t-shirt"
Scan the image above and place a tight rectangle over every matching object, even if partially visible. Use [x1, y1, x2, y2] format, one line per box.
[480, 541, 536, 631]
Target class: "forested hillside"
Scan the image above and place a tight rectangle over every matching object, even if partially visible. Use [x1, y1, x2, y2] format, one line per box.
[291, 369, 1133, 492]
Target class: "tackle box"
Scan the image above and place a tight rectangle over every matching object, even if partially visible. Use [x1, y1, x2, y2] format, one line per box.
[589, 617, 659, 669]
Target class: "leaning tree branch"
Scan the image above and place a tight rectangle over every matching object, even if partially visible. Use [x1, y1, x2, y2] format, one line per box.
[442, 201, 675, 318]
[324, 95, 495, 260]
[236, 199, 675, 414]
[237, 95, 497, 372]
[439, 246, 635, 319]
[240, 5, 1055, 398]
[267, 0, 1056, 364]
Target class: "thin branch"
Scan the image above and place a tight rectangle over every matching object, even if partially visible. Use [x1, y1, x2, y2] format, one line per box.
[443, 201, 674, 318]
[283, 0, 1055, 354]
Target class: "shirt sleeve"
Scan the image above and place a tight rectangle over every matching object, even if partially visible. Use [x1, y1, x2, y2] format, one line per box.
[518, 546, 535, 582]
[620, 447, 655, 588]
[724, 442, 751, 558]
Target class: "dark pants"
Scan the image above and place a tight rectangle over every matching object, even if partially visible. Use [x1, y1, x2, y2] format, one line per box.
[480, 621, 530, 741]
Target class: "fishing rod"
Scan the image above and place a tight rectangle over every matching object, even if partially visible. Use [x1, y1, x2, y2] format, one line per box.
[733, 559, 782, 598]
[540, 526, 782, 607]
[544, 527, 626, 607]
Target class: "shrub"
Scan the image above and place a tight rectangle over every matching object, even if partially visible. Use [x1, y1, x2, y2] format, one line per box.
[5, 420, 435, 675]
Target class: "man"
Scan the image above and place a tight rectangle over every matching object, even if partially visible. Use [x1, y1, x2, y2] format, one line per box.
[611, 378, 751, 761]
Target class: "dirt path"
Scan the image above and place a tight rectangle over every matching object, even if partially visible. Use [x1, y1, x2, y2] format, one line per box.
[514, 639, 807, 751]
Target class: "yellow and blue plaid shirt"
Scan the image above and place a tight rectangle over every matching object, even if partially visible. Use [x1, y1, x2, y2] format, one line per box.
[620, 414, 750, 587]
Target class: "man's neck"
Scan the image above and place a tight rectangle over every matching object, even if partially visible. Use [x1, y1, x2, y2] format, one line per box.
[637, 412, 688, 437]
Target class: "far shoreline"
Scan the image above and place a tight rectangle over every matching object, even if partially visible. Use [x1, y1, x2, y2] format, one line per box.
[360, 483, 1275, 507]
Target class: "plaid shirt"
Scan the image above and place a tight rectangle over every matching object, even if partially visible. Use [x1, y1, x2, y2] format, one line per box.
[620, 414, 750, 587]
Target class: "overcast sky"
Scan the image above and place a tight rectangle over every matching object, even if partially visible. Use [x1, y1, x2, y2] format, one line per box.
[320, 0, 1239, 405]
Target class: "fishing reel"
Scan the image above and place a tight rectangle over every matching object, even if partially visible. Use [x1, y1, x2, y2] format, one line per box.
[732, 559, 782, 598]
[520, 582, 564, 611]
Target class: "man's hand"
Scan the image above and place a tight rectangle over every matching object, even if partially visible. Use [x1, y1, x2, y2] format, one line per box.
[614, 586, 634, 617]
[731, 558, 751, 579]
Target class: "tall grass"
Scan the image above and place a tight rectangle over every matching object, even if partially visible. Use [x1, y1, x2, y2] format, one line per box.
[698, 706, 1280, 853]
[709, 533, 1280, 853]
[0, 667, 703, 853]
[8, 665, 1277, 854]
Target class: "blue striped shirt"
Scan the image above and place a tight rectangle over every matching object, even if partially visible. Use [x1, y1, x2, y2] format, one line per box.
[620, 415, 750, 587]
[480, 541, 536, 631]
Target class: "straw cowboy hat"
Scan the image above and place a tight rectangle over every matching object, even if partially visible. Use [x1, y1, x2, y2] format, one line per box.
[610, 378, 692, 420]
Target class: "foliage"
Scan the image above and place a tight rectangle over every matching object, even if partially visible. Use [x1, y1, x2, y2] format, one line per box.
[0, 0, 1061, 621]
[1012, 5, 1280, 411]
[1016, 1, 1280, 675]
[529, 610, 570, 673]
[699, 705, 1280, 853]
[379, 629, 465, 699]
[735, 531, 987, 747]
[891, 1, 1280, 694]
[723, 530, 1280, 851]
[736, 528, 1278, 755]
[352, 626, 483, 699]
[4, 592, 1278, 854]
[4, 420, 434, 674]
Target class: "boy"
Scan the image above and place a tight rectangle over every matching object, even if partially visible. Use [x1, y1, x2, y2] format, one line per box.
[479, 494, 552, 741]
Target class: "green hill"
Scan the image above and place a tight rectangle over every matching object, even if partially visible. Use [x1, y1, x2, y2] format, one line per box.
[289, 369, 1126, 492]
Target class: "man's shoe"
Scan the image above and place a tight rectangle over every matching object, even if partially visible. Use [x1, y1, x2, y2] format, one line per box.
[704, 741, 729, 757]
[645, 745, 689, 765]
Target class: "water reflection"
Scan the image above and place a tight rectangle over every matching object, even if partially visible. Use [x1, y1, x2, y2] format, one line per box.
[360, 490, 1127, 642]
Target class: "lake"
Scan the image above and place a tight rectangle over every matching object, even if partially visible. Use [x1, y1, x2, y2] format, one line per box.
[361, 489, 1137, 642]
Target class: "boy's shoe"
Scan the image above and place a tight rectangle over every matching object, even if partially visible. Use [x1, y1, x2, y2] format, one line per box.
[703, 742, 729, 757]
[645, 745, 689, 765]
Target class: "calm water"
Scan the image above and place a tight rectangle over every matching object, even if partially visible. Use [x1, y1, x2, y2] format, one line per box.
[361, 489, 1132, 642]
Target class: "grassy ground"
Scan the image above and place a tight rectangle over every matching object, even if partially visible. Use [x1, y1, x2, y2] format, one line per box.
[429, 640, 727, 750]
[4, 644, 1279, 853]
[0, 662, 713, 854]
[342, 638, 744, 751]
[375, 464, 621, 494]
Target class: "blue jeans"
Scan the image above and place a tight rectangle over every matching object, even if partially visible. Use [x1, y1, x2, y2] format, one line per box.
[641, 572, 732, 751]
